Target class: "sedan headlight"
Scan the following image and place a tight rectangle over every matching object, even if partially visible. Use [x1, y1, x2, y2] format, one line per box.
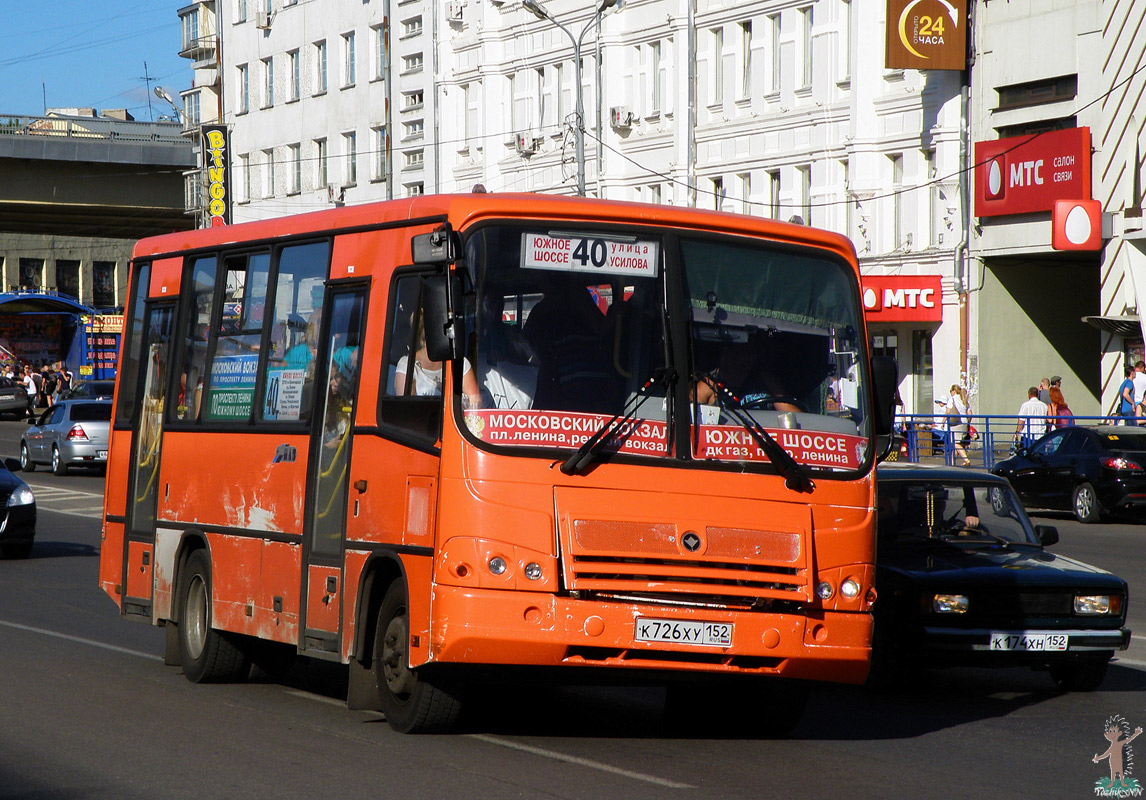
[1074, 594, 1117, 615]
[7, 485, 34, 507]
[932, 594, 970, 614]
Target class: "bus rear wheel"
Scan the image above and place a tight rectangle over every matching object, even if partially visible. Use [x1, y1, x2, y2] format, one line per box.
[177, 549, 249, 683]
[375, 579, 462, 733]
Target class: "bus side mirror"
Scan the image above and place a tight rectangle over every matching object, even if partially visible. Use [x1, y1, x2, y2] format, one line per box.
[871, 355, 898, 437]
[423, 275, 462, 362]
[412, 227, 459, 265]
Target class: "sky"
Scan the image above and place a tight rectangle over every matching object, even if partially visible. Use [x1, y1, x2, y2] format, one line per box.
[0, 1, 189, 120]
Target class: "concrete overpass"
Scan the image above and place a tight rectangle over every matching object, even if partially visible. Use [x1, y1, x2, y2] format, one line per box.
[0, 113, 196, 240]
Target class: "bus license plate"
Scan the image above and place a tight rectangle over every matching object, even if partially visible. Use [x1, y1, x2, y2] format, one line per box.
[989, 632, 1069, 652]
[98, 451, 108, 459]
[634, 618, 733, 647]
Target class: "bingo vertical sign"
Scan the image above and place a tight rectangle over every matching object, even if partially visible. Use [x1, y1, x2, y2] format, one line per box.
[202, 124, 231, 227]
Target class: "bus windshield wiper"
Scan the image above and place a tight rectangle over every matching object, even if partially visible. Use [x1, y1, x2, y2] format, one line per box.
[560, 368, 676, 476]
[697, 374, 815, 494]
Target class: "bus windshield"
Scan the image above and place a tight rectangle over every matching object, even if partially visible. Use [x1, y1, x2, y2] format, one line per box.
[461, 223, 869, 473]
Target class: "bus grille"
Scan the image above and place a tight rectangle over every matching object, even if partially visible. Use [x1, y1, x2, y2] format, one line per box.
[562, 519, 809, 603]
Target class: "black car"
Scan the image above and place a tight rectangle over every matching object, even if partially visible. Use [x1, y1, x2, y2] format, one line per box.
[58, 379, 115, 401]
[992, 424, 1146, 523]
[0, 377, 30, 419]
[874, 464, 1130, 690]
[0, 458, 36, 558]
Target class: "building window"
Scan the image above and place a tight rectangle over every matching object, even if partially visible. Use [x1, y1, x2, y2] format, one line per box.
[402, 16, 422, 37]
[181, 7, 200, 52]
[19, 258, 43, 291]
[236, 0, 247, 23]
[403, 119, 423, 139]
[315, 40, 328, 94]
[650, 41, 664, 114]
[768, 169, 781, 219]
[996, 74, 1078, 111]
[889, 153, 903, 248]
[344, 132, 357, 185]
[739, 21, 752, 100]
[404, 182, 424, 197]
[315, 138, 328, 186]
[372, 25, 385, 81]
[800, 6, 813, 89]
[768, 14, 781, 93]
[343, 32, 356, 87]
[287, 50, 300, 101]
[184, 92, 201, 125]
[840, 0, 852, 82]
[236, 153, 249, 203]
[262, 56, 274, 107]
[797, 164, 811, 224]
[288, 143, 301, 194]
[372, 126, 387, 180]
[264, 148, 276, 197]
[93, 262, 116, 308]
[650, 183, 662, 204]
[404, 90, 424, 109]
[237, 64, 249, 113]
[711, 27, 723, 105]
[712, 176, 725, 210]
[402, 52, 423, 73]
[739, 172, 752, 214]
[56, 260, 81, 300]
[404, 149, 424, 168]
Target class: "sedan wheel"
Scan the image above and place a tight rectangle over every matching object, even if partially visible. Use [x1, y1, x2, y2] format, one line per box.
[51, 446, 68, 476]
[19, 443, 34, 472]
[1072, 482, 1100, 524]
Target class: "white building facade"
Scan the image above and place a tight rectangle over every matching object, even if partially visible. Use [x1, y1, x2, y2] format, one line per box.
[179, 0, 969, 413]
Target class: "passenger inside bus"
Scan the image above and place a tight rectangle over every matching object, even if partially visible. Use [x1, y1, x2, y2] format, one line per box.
[476, 290, 536, 410]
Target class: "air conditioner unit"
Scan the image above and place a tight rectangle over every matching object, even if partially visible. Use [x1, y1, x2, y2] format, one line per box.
[609, 106, 633, 130]
[515, 133, 539, 155]
[445, 1, 464, 20]
[255, 11, 272, 29]
[327, 183, 345, 204]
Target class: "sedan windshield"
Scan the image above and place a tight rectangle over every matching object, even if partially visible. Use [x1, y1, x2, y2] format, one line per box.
[878, 481, 1038, 544]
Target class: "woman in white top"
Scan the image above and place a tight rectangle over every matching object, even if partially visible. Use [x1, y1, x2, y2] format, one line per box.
[945, 384, 972, 466]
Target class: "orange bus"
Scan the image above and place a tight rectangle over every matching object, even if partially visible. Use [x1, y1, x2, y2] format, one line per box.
[99, 194, 896, 733]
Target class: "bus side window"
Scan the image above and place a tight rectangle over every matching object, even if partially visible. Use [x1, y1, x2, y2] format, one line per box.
[379, 274, 442, 443]
[259, 242, 330, 423]
[173, 256, 217, 421]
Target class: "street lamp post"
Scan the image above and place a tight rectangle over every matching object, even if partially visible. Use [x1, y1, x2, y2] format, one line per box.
[522, 0, 619, 196]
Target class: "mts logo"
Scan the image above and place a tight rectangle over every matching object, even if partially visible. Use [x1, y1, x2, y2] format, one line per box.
[863, 287, 936, 311]
[984, 157, 1045, 200]
[1010, 160, 1044, 187]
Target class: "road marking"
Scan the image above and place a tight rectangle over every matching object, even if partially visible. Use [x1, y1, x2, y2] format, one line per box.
[285, 689, 346, 707]
[0, 619, 161, 661]
[24, 484, 105, 520]
[467, 733, 695, 789]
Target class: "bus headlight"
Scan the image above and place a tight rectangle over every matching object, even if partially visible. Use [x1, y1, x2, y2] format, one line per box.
[839, 579, 861, 599]
[932, 594, 969, 614]
[815, 581, 834, 600]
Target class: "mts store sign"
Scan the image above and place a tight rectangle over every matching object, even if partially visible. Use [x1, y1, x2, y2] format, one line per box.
[974, 127, 1091, 218]
[861, 276, 943, 322]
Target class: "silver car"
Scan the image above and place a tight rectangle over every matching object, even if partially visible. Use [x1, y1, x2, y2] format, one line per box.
[20, 400, 112, 475]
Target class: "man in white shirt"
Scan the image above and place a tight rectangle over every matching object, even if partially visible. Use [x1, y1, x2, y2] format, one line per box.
[20, 366, 36, 419]
[1133, 361, 1146, 422]
[1015, 386, 1048, 448]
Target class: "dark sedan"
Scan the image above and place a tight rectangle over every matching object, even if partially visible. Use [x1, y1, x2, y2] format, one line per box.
[0, 459, 36, 559]
[992, 425, 1146, 523]
[874, 464, 1130, 690]
[0, 377, 30, 419]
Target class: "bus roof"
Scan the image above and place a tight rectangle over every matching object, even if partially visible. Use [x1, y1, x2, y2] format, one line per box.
[130, 193, 857, 264]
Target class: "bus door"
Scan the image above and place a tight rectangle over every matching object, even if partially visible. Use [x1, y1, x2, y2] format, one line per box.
[301, 287, 366, 655]
[122, 302, 175, 617]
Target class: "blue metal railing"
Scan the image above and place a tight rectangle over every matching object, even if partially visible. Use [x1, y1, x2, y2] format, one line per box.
[893, 413, 1136, 468]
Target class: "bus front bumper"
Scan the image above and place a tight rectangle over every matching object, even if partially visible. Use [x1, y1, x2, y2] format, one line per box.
[428, 585, 872, 685]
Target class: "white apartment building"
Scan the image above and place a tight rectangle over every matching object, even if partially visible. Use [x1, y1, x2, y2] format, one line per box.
[440, 0, 965, 416]
[179, 0, 437, 223]
[177, 0, 967, 413]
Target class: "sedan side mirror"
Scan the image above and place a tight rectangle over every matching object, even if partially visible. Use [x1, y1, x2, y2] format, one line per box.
[25, 417, 35, 425]
[3, 457, 20, 472]
[1035, 524, 1059, 546]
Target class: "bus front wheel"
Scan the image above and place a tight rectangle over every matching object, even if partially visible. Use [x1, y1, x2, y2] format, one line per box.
[177, 549, 249, 683]
[375, 579, 462, 733]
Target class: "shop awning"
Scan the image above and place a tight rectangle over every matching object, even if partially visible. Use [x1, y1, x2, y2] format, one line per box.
[0, 292, 94, 314]
[1081, 314, 1142, 338]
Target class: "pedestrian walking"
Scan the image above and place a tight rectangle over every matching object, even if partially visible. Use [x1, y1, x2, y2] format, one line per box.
[1046, 386, 1074, 429]
[29, 366, 43, 410]
[1119, 365, 1137, 424]
[1134, 361, 1146, 424]
[43, 366, 57, 407]
[1038, 377, 1051, 405]
[1015, 386, 1048, 448]
[945, 384, 972, 466]
[20, 366, 36, 418]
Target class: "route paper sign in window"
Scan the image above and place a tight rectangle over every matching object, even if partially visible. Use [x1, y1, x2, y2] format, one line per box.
[521, 232, 659, 278]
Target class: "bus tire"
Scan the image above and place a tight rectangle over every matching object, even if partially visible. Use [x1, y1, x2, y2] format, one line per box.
[375, 579, 462, 733]
[177, 549, 249, 683]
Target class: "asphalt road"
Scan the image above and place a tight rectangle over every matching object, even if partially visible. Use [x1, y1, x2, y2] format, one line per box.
[1, 420, 1143, 799]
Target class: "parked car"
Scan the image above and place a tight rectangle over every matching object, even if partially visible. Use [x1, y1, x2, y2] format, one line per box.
[58, 379, 115, 401]
[992, 425, 1146, 523]
[20, 399, 112, 475]
[0, 459, 36, 559]
[0, 377, 30, 420]
[873, 464, 1130, 690]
